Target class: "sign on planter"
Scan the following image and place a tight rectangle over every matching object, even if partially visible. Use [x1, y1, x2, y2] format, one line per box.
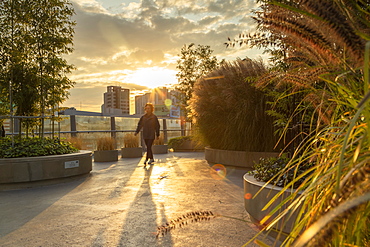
[65, 160, 79, 169]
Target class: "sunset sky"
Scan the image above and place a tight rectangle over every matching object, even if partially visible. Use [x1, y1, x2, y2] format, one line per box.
[61, 0, 266, 112]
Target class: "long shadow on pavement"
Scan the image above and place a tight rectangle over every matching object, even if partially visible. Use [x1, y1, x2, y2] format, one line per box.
[117, 163, 174, 247]
[0, 176, 88, 238]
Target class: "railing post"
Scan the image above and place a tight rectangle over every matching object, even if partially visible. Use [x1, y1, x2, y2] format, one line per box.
[181, 118, 185, 136]
[163, 119, 168, 144]
[110, 117, 116, 139]
[14, 118, 19, 134]
[70, 115, 76, 137]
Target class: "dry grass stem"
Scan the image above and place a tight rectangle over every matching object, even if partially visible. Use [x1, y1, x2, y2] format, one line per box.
[156, 211, 216, 238]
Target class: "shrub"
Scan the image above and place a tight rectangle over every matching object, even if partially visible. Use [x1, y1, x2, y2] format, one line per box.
[123, 133, 139, 148]
[168, 136, 192, 149]
[190, 58, 278, 152]
[168, 135, 205, 150]
[96, 137, 116, 150]
[250, 155, 312, 189]
[0, 137, 78, 158]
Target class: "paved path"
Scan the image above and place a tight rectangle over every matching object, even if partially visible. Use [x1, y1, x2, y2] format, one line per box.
[0, 152, 273, 247]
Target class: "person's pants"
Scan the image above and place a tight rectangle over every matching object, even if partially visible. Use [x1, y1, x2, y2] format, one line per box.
[144, 139, 154, 160]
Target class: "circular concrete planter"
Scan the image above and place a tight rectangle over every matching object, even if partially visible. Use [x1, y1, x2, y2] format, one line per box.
[121, 147, 143, 158]
[94, 150, 119, 162]
[152, 144, 168, 154]
[0, 151, 92, 184]
[205, 147, 279, 168]
[244, 173, 300, 234]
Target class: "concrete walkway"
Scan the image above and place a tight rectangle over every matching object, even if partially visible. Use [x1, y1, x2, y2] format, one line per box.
[0, 152, 273, 247]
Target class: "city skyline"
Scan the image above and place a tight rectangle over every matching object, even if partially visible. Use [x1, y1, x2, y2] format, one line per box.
[98, 85, 179, 116]
[60, 0, 266, 112]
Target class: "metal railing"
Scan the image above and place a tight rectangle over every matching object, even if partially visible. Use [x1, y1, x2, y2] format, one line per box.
[1, 115, 191, 150]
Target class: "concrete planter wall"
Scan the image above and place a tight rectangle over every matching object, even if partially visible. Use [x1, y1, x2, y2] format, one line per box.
[244, 174, 300, 234]
[205, 147, 279, 168]
[121, 147, 143, 158]
[152, 144, 168, 154]
[0, 151, 92, 184]
[94, 150, 119, 162]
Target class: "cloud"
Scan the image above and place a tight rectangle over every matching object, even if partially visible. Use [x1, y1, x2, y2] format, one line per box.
[70, 0, 259, 65]
[64, 0, 262, 111]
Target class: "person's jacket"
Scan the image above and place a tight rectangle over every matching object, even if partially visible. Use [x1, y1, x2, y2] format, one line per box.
[135, 113, 160, 139]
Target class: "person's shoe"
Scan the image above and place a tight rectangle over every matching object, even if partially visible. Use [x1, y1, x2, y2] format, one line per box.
[148, 159, 155, 165]
[143, 159, 148, 165]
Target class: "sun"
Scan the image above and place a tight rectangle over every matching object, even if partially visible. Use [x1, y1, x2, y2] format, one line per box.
[126, 67, 177, 88]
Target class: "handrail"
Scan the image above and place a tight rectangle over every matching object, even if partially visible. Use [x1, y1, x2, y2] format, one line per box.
[5, 129, 191, 135]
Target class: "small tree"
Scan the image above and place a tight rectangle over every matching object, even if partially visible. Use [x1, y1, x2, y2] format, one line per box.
[175, 43, 219, 120]
[0, 0, 76, 137]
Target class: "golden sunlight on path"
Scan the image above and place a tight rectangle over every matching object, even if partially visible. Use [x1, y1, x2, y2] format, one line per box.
[0, 152, 273, 247]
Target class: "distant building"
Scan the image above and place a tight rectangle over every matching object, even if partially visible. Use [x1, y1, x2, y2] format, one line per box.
[168, 90, 181, 118]
[101, 86, 130, 116]
[134, 87, 181, 117]
[135, 92, 152, 115]
[153, 87, 168, 105]
[1, 119, 11, 132]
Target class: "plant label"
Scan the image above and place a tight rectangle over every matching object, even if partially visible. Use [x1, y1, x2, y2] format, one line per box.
[65, 160, 79, 169]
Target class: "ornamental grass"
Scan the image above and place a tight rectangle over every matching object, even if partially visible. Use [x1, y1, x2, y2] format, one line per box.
[190, 58, 278, 152]
[96, 136, 116, 150]
[123, 133, 140, 148]
[154, 133, 164, 145]
[66, 136, 84, 150]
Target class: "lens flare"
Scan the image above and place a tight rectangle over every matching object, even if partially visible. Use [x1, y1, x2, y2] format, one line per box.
[244, 193, 252, 200]
[210, 164, 227, 180]
[165, 99, 172, 107]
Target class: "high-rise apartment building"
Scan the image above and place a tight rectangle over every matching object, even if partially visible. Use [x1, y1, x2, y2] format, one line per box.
[101, 86, 130, 115]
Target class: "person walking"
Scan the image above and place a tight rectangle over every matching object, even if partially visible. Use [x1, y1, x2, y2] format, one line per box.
[135, 103, 160, 165]
[0, 124, 5, 137]
[0, 125, 5, 137]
